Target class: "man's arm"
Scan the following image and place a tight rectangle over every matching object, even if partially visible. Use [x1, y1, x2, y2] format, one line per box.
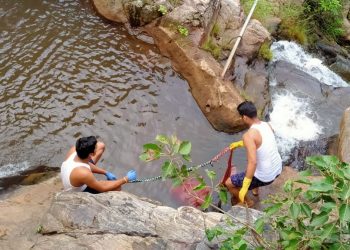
[79, 168, 127, 192]
[243, 132, 257, 179]
[88, 162, 107, 175]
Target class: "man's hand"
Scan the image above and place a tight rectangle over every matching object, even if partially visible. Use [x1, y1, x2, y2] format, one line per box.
[126, 170, 137, 182]
[229, 140, 244, 150]
[105, 172, 117, 180]
[239, 177, 252, 202]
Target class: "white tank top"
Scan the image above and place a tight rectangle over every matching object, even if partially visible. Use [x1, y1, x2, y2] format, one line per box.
[60, 152, 91, 192]
[251, 122, 282, 182]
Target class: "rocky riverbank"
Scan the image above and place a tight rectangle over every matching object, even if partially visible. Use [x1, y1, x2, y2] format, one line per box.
[0, 166, 309, 249]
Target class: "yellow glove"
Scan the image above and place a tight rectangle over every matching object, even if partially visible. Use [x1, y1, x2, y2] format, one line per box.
[239, 177, 252, 202]
[229, 140, 244, 150]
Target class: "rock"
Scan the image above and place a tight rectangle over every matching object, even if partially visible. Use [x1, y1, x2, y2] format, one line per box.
[243, 62, 270, 118]
[92, 0, 129, 23]
[215, 0, 270, 59]
[270, 60, 350, 139]
[264, 17, 281, 36]
[146, 24, 245, 132]
[330, 55, 350, 82]
[342, 1, 350, 41]
[338, 107, 350, 163]
[35, 191, 224, 249]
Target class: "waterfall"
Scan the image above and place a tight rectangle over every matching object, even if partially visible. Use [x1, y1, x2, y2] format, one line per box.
[269, 41, 348, 162]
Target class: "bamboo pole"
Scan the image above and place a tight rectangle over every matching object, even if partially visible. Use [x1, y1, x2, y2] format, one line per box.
[221, 0, 259, 78]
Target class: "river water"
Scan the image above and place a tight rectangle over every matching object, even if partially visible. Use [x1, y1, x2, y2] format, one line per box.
[0, 0, 245, 206]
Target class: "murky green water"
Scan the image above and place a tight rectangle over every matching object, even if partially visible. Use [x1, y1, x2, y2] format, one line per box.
[0, 0, 245, 206]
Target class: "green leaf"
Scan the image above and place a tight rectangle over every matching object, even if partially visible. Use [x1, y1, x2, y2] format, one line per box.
[308, 181, 333, 193]
[289, 203, 300, 219]
[320, 201, 336, 213]
[206, 170, 216, 180]
[284, 239, 299, 250]
[300, 203, 312, 217]
[201, 194, 212, 209]
[339, 204, 350, 223]
[179, 141, 191, 155]
[139, 153, 149, 162]
[254, 217, 265, 234]
[182, 154, 191, 162]
[193, 182, 206, 191]
[319, 223, 336, 240]
[155, 134, 169, 144]
[219, 189, 228, 204]
[310, 211, 329, 227]
[294, 177, 311, 185]
[299, 169, 312, 177]
[339, 183, 350, 200]
[161, 161, 177, 178]
[205, 229, 216, 241]
[283, 180, 293, 192]
[307, 239, 321, 249]
[264, 203, 283, 216]
[143, 143, 161, 152]
[172, 143, 180, 154]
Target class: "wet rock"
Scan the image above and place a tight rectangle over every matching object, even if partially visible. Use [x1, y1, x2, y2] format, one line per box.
[287, 136, 338, 170]
[243, 61, 270, 118]
[92, 0, 129, 23]
[36, 191, 224, 249]
[338, 107, 350, 163]
[330, 55, 350, 82]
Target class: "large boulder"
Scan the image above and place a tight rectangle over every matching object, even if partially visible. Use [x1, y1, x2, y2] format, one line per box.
[146, 24, 245, 132]
[35, 191, 224, 249]
[92, 0, 129, 23]
[338, 107, 350, 163]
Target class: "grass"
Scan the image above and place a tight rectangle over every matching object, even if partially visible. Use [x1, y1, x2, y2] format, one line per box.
[258, 41, 273, 61]
[202, 37, 222, 59]
[241, 0, 276, 25]
[211, 22, 220, 37]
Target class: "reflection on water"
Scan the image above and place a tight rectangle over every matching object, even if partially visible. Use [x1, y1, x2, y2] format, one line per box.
[0, 0, 244, 205]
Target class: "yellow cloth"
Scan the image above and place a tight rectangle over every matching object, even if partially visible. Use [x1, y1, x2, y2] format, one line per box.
[239, 177, 252, 202]
[229, 140, 244, 150]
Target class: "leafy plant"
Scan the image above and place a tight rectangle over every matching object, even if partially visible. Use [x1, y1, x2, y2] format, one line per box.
[158, 4, 168, 16]
[177, 25, 189, 37]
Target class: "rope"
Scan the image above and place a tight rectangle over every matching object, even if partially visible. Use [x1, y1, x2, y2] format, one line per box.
[130, 146, 232, 183]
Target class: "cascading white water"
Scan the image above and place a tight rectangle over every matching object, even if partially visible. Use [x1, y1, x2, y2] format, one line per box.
[269, 41, 347, 161]
[269, 92, 323, 161]
[271, 41, 348, 88]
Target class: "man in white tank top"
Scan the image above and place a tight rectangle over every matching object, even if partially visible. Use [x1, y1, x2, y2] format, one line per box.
[225, 101, 282, 207]
[61, 136, 137, 193]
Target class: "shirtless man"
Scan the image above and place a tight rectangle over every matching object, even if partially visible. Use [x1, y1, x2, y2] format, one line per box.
[225, 101, 282, 207]
[61, 136, 137, 193]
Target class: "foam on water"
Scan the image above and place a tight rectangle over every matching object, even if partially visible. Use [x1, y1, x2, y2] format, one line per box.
[271, 41, 348, 88]
[269, 92, 323, 161]
[0, 161, 30, 178]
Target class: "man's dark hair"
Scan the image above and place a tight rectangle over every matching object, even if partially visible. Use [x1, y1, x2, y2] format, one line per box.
[76, 136, 97, 159]
[237, 101, 257, 118]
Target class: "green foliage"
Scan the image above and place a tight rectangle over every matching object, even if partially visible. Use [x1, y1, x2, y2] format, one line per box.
[36, 225, 43, 234]
[258, 41, 273, 61]
[278, 2, 309, 45]
[241, 0, 276, 25]
[202, 37, 222, 59]
[304, 0, 344, 40]
[177, 25, 189, 37]
[258, 155, 350, 249]
[158, 4, 168, 16]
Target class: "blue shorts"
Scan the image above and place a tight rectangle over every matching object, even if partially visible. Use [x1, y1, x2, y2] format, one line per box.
[230, 172, 275, 190]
